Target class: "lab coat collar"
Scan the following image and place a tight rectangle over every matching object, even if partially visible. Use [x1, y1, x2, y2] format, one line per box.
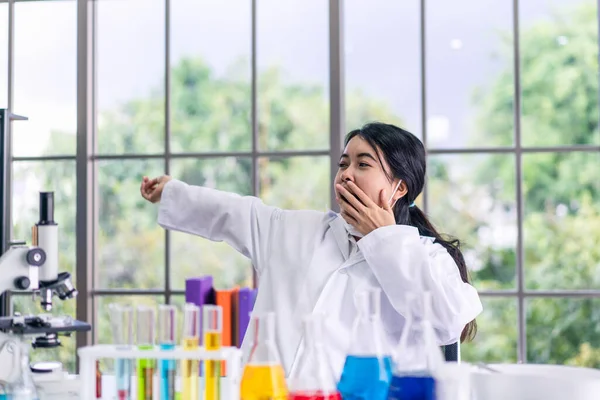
[327, 212, 437, 259]
[327, 212, 355, 261]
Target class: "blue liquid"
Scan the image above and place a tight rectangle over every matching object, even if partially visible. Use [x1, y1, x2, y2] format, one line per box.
[115, 358, 133, 400]
[159, 343, 177, 400]
[337, 355, 393, 400]
[387, 374, 436, 400]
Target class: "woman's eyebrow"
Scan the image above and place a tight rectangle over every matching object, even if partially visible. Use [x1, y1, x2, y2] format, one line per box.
[339, 152, 378, 162]
[356, 152, 377, 162]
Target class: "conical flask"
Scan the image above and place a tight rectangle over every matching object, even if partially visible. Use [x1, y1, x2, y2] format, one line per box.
[387, 291, 445, 400]
[240, 312, 288, 400]
[337, 288, 393, 400]
[288, 314, 341, 400]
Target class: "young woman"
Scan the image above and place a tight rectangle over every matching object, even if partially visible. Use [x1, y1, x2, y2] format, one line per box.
[140, 122, 482, 377]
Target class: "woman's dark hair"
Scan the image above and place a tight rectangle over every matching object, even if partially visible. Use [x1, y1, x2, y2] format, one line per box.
[345, 122, 477, 342]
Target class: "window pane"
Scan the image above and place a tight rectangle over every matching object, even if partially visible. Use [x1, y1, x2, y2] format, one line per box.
[170, 0, 251, 153]
[523, 152, 600, 290]
[169, 157, 253, 290]
[95, 295, 164, 346]
[258, 156, 330, 211]
[13, 1, 76, 156]
[257, 0, 329, 151]
[520, 0, 599, 146]
[96, 159, 166, 289]
[427, 154, 517, 290]
[96, 0, 165, 154]
[12, 160, 77, 372]
[345, 0, 420, 136]
[527, 298, 600, 367]
[0, 3, 7, 109]
[427, 0, 513, 148]
[462, 297, 517, 363]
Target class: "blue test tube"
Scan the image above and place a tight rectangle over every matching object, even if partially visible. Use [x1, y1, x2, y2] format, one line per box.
[158, 304, 177, 400]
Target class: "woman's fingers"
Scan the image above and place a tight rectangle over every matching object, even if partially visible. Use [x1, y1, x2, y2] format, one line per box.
[346, 181, 377, 208]
[140, 176, 158, 201]
[341, 209, 357, 224]
[141, 175, 170, 203]
[340, 200, 360, 220]
[336, 184, 364, 212]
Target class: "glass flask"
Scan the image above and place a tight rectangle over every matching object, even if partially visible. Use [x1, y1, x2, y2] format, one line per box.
[387, 291, 445, 400]
[337, 288, 393, 400]
[288, 314, 341, 400]
[240, 312, 288, 400]
[109, 303, 134, 400]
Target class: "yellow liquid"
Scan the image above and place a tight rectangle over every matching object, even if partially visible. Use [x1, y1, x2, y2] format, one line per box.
[204, 332, 221, 400]
[240, 364, 288, 400]
[181, 337, 199, 400]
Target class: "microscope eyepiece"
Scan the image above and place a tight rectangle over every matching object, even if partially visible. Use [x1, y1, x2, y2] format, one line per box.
[38, 192, 56, 225]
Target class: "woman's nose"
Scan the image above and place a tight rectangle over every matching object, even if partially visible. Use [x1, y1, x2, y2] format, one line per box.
[340, 171, 353, 183]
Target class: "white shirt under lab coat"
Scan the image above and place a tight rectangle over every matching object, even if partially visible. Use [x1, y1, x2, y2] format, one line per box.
[157, 179, 483, 378]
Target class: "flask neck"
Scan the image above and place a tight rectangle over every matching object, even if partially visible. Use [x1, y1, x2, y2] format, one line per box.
[355, 289, 381, 321]
[302, 315, 325, 347]
[249, 313, 276, 345]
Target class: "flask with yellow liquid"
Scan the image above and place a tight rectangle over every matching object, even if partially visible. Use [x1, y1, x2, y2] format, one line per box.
[240, 312, 288, 400]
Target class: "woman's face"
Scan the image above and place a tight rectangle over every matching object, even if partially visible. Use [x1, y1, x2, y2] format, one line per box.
[334, 135, 405, 208]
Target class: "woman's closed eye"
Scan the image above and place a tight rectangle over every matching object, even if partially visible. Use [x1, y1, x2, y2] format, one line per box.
[338, 161, 371, 168]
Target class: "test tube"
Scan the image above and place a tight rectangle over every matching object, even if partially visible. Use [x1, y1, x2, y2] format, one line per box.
[203, 305, 222, 400]
[136, 306, 156, 400]
[182, 303, 201, 400]
[108, 304, 133, 400]
[158, 305, 177, 400]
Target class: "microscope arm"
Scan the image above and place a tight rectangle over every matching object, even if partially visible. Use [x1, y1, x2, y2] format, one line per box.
[0, 245, 46, 296]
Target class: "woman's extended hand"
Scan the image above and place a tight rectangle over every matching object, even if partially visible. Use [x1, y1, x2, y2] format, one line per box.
[140, 175, 172, 203]
[336, 181, 396, 236]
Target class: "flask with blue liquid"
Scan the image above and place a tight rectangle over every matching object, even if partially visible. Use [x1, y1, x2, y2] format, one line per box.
[387, 291, 445, 400]
[337, 288, 393, 400]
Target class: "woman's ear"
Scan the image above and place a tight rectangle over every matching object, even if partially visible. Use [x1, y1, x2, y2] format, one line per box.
[393, 180, 408, 203]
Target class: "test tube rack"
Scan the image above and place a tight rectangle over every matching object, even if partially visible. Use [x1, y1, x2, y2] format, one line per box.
[78, 344, 243, 400]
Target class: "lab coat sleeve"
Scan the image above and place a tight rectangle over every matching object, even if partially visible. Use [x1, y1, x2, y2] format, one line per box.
[357, 224, 483, 345]
[157, 179, 280, 271]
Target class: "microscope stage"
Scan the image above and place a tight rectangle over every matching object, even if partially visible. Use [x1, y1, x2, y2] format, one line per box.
[0, 316, 91, 335]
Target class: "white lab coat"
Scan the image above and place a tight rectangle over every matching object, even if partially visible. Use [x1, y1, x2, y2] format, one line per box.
[157, 179, 483, 378]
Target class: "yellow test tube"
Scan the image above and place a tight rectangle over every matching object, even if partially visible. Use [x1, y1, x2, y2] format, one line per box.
[182, 303, 200, 400]
[203, 305, 222, 400]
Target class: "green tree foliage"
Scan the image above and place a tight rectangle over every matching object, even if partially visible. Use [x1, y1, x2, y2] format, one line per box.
[458, 2, 600, 365]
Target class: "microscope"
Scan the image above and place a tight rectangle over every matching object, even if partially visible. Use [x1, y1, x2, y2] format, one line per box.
[0, 192, 91, 389]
